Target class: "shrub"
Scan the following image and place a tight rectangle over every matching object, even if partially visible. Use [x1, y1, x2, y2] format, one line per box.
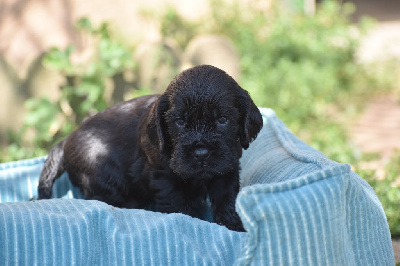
[360, 151, 400, 236]
[1, 18, 136, 162]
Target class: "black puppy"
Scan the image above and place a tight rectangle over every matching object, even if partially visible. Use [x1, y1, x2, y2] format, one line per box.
[38, 65, 263, 231]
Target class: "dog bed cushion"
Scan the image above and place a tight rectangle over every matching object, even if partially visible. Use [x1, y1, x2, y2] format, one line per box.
[0, 108, 394, 265]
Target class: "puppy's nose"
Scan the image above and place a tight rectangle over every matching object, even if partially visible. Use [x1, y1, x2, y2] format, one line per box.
[193, 146, 209, 158]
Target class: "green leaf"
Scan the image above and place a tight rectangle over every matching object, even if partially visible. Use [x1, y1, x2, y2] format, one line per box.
[24, 98, 59, 128]
[76, 17, 93, 31]
[43, 46, 74, 73]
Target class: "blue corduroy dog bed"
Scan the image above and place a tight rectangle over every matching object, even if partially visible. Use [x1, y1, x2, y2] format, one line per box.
[0, 108, 395, 265]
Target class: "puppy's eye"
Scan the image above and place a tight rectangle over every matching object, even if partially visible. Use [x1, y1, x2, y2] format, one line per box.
[175, 119, 185, 127]
[217, 117, 228, 125]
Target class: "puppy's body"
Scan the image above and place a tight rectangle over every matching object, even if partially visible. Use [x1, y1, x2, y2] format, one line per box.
[38, 65, 263, 231]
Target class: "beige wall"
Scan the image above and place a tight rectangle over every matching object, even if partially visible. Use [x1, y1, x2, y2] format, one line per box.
[0, 0, 211, 73]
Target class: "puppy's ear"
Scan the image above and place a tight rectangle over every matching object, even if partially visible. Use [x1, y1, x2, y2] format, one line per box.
[147, 95, 169, 153]
[234, 84, 263, 149]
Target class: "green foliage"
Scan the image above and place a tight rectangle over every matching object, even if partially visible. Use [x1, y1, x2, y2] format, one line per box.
[42, 18, 136, 123]
[1, 18, 136, 162]
[359, 151, 400, 236]
[160, 8, 198, 49]
[201, 0, 378, 163]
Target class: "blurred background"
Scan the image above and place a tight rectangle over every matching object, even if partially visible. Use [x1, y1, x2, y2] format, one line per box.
[0, 0, 399, 258]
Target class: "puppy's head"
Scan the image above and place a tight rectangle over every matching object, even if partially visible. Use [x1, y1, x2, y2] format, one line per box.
[147, 65, 263, 179]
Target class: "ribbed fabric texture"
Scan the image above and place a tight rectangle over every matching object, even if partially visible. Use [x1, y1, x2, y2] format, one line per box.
[0, 199, 243, 265]
[0, 108, 394, 265]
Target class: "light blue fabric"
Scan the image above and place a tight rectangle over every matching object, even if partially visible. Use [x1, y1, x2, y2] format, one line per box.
[0, 108, 395, 265]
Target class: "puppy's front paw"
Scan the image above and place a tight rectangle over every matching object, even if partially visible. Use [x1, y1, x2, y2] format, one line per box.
[215, 211, 245, 232]
[226, 220, 245, 232]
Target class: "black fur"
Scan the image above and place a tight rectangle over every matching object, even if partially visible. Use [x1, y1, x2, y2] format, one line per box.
[38, 65, 263, 231]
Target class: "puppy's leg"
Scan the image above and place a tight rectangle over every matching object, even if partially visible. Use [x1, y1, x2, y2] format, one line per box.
[150, 169, 205, 216]
[208, 173, 245, 232]
[67, 162, 129, 208]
